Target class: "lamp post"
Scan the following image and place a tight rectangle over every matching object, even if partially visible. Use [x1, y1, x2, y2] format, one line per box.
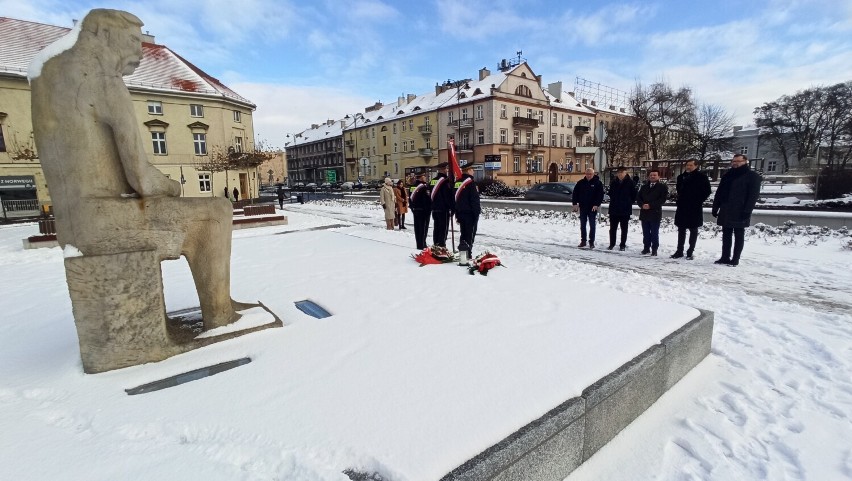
[285, 133, 299, 187]
[344, 113, 364, 182]
[445, 79, 470, 166]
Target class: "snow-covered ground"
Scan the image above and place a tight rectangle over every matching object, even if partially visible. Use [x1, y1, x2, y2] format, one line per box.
[0, 201, 850, 480]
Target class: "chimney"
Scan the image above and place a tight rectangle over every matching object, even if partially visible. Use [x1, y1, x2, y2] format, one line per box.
[398, 96, 405, 107]
[407, 93, 416, 103]
[311, 124, 319, 129]
[326, 119, 334, 126]
[619, 107, 626, 113]
[568, 91, 575, 97]
[547, 82, 563, 101]
[609, 105, 616, 110]
[591, 100, 597, 107]
[479, 67, 490, 80]
[364, 101, 384, 113]
[582, 99, 588, 105]
[436, 83, 443, 95]
[142, 31, 156, 44]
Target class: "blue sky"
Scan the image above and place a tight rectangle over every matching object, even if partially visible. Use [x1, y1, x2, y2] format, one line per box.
[4, 0, 851, 147]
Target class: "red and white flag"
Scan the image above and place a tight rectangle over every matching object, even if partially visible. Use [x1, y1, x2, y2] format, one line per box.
[447, 139, 462, 182]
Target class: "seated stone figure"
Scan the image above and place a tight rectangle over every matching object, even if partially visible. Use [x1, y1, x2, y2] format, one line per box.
[30, 9, 273, 373]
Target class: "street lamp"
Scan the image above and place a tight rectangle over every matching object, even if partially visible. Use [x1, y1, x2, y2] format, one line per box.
[285, 133, 300, 187]
[344, 113, 364, 182]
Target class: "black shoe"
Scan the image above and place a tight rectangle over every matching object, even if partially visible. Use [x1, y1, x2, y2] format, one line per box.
[651, 250, 658, 256]
[400, 226, 407, 230]
[607, 245, 615, 250]
[714, 258, 731, 265]
[670, 251, 684, 259]
[589, 242, 595, 249]
[729, 259, 739, 267]
[641, 248, 651, 255]
[578, 241, 586, 248]
[686, 255, 694, 260]
[619, 246, 626, 251]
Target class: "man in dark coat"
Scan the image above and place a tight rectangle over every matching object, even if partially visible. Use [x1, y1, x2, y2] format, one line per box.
[409, 173, 432, 250]
[571, 168, 605, 248]
[607, 166, 635, 251]
[454, 162, 481, 260]
[672, 159, 712, 259]
[276, 185, 286, 209]
[430, 162, 455, 247]
[233, 187, 240, 201]
[636, 169, 668, 256]
[712, 154, 762, 266]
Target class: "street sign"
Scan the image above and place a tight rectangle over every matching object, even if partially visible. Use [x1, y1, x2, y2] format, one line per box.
[325, 170, 337, 183]
[484, 154, 501, 170]
[594, 121, 607, 144]
[593, 149, 607, 172]
[359, 157, 369, 168]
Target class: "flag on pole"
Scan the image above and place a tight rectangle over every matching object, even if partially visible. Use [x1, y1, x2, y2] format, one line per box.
[447, 138, 462, 182]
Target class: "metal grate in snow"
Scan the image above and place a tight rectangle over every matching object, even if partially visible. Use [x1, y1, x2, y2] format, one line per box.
[124, 357, 251, 395]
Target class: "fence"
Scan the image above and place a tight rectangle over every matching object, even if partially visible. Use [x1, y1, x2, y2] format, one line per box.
[1, 199, 41, 219]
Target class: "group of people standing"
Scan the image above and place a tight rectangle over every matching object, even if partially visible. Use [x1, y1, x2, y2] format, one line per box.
[396, 161, 481, 259]
[572, 154, 762, 266]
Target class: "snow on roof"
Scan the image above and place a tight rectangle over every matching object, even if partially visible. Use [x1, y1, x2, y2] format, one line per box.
[0, 16, 254, 108]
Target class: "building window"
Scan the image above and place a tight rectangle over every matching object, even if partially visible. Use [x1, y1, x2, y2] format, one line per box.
[394, 142, 398, 153]
[476, 130, 484, 144]
[740, 146, 748, 155]
[198, 173, 211, 192]
[233, 110, 242, 122]
[151, 132, 167, 154]
[515, 85, 532, 97]
[514, 106, 520, 117]
[409, 120, 414, 131]
[767, 160, 777, 172]
[193, 133, 207, 155]
[501, 104, 507, 119]
[371, 127, 376, 138]
[190, 104, 204, 117]
[401, 140, 407, 151]
[527, 108, 533, 119]
[393, 123, 397, 134]
[567, 116, 573, 128]
[147, 101, 163, 115]
[448, 111, 454, 124]
[552, 112, 558, 126]
[560, 134, 564, 147]
[551, 133, 557, 147]
[476, 105, 484, 120]
[461, 108, 468, 120]
[567, 136, 572, 148]
[500, 129, 508, 144]
[538, 132, 544, 145]
[234, 136, 243, 153]
[0, 124, 5, 152]
[383, 136, 387, 146]
[513, 156, 521, 173]
[538, 110, 544, 122]
[513, 130, 520, 144]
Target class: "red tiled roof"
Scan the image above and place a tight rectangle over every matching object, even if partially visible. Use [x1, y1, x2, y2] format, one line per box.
[0, 17, 254, 108]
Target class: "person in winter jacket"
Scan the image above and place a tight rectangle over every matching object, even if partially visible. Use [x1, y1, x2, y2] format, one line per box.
[571, 168, 605, 248]
[394, 179, 408, 230]
[607, 166, 635, 251]
[430, 162, 455, 247]
[636, 169, 668, 256]
[454, 162, 481, 259]
[671, 159, 712, 259]
[409, 173, 432, 249]
[712, 154, 762, 266]
[379, 178, 396, 230]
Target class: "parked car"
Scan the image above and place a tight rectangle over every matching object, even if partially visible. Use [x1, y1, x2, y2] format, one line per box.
[340, 182, 354, 190]
[319, 182, 333, 190]
[523, 182, 576, 202]
[365, 180, 382, 190]
[305, 182, 317, 191]
[292, 182, 305, 190]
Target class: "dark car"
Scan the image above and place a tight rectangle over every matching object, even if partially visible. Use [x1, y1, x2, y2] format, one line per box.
[365, 180, 382, 190]
[523, 182, 576, 202]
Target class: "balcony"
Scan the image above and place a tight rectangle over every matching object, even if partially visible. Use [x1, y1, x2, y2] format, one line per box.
[345, 140, 355, 147]
[574, 125, 590, 135]
[418, 148, 434, 157]
[455, 143, 473, 152]
[512, 116, 539, 129]
[512, 142, 541, 152]
[448, 118, 474, 130]
[418, 125, 432, 135]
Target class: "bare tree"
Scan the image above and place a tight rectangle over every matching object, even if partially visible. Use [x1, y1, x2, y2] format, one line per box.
[629, 80, 695, 160]
[820, 81, 852, 167]
[754, 86, 829, 171]
[193, 147, 231, 197]
[602, 117, 647, 167]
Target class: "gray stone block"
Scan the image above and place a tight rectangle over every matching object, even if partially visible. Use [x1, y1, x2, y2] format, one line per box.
[581, 344, 668, 461]
[491, 420, 584, 481]
[662, 309, 714, 390]
[440, 397, 584, 481]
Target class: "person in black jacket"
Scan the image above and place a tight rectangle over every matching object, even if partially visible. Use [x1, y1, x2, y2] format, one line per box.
[712, 154, 762, 266]
[636, 169, 668, 256]
[672, 159, 712, 259]
[430, 162, 455, 247]
[571, 168, 605, 248]
[409, 173, 432, 250]
[607, 166, 635, 251]
[454, 162, 481, 259]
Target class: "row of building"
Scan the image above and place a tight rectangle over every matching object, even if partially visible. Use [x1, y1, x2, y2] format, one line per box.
[0, 16, 270, 217]
[286, 59, 646, 187]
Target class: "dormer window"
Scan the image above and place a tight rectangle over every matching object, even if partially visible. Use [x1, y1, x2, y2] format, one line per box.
[515, 85, 532, 98]
[147, 101, 163, 115]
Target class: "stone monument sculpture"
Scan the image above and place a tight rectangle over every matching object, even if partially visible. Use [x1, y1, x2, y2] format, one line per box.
[29, 9, 280, 374]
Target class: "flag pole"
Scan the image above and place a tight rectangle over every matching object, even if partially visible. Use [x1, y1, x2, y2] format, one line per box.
[447, 139, 462, 252]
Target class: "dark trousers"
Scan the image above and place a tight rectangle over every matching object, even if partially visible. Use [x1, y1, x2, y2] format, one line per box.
[395, 212, 406, 228]
[457, 213, 479, 253]
[278, 197, 284, 209]
[641, 220, 660, 250]
[609, 214, 629, 248]
[676, 227, 699, 254]
[412, 210, 430, 249]
[579, 209, 598, 242]
[432, 210, 451, 247]
[721, 227, 745, 262]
